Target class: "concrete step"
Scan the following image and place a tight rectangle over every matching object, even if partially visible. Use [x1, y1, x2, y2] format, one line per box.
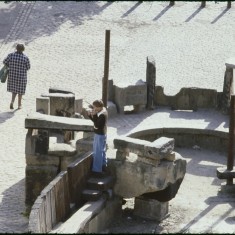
[82, 189, 102, 201]
[87, 175, 115, 191]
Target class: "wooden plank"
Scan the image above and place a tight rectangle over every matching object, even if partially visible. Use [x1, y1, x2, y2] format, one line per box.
[28, 208, 41, 233]
[45, 191, 53, 232]
[67, 152, 92, 206]
[29, 197, 44, 233]
[50, 187, 57, 228]
[55, 176, 63, 223]
[38, 196, 47, 233]
[62, 173, 71, 221]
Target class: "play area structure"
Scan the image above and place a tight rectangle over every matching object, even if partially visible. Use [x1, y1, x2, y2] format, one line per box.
[25, 55, 235, 233]
[25, 25, 235, 233]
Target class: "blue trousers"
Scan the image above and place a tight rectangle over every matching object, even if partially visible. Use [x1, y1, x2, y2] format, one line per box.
[92, 134, 107, 172]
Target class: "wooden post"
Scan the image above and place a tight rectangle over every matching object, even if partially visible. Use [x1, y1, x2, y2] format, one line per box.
[227, 1, 231, 8]
[169, 1, 174, 6]
[227, 95, 235, 185]
[102, 30, 110, 108]
[201, 1, 206, 7]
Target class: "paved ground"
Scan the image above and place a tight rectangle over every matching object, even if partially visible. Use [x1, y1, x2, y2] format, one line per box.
[0, 1, 235, 233]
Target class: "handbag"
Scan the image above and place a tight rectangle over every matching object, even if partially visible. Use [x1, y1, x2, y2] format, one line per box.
[0, 65, 9, 83]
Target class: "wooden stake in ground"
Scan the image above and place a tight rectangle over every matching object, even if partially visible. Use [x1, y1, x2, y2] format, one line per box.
[102, 30, 110, 108]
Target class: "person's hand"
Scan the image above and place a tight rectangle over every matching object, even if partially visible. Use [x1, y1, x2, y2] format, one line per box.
[91, 109, 97, 115]
[87, 108, 97, 116]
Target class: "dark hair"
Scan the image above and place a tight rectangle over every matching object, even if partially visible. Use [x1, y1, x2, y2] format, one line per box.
[92, 99, 104, 108]
[16, 44, 25, 52]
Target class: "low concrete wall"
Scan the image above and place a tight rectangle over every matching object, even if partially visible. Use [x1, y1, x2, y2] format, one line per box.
[155, 86, 219, 111]
[108, 81, 224, 114]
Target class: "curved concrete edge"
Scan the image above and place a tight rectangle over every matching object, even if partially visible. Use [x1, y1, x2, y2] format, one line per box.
[127, 127, 228, 152]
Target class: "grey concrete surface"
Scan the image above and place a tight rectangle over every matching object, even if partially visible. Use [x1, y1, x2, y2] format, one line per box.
[0, 1, 234, 233]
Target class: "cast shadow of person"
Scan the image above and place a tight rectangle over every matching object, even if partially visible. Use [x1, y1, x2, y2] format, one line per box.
[0, 110, 18, 124]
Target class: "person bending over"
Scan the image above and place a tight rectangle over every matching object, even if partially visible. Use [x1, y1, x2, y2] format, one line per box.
[87, 99, 108, 173]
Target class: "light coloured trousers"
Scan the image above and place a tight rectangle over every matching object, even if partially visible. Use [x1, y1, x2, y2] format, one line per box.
[92, 134, 107, 172]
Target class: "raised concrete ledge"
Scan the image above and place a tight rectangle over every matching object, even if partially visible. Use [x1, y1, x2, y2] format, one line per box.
[48, 143, 77, 156]
[41, 93, 75, 98]
[25, 112, 93, 131]
[225, 57, 235, 69]
[113, 136, 174, 160]
[128, 127, 228, 138]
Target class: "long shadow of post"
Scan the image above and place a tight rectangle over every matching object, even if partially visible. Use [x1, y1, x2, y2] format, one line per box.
[153, 4, 172, 21]
[211, 7, 230, 24]
[185, 5, 204, 22]
[180, 194, 235, 233]
[121, 1, 142, 18]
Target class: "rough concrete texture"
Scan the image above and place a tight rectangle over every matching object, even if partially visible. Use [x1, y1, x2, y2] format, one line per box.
[112, 152, 186, 198]
[0, 1, 234, 233]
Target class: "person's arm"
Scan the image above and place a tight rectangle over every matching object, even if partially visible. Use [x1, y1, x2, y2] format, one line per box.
[3, 54, 11, 67]
[94, 114, 105, 130]
[87, 109, 96, 122]
[26, 57, 30, 70]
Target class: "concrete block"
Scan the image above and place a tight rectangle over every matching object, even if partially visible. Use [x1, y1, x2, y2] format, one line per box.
[134, 196, 169, 222]
[25, 165, 58, 206]
[36, 97, 50, 114]
[85, 197, 122, 233]
[26, 154, 60, 166]
[107, 101, 117, 118]
[114, 80, 147, 114]
[225, 57, 235, 69]
[49, 93, 75, 117]
[75, 98, 83, 114]
[76, 139, 93, 155]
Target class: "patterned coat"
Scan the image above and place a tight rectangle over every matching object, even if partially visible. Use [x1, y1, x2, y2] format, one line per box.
[3, 52, 30, 94]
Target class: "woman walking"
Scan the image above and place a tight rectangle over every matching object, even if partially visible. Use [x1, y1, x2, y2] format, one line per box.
[3, 43, 30, 109]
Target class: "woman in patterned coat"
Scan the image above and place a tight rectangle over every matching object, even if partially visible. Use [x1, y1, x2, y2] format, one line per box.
[3, 44, 30, 109]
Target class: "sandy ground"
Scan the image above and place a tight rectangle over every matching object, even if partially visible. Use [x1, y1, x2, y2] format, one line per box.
[0, 1, 235, 233]
[105, 147, 235, 234]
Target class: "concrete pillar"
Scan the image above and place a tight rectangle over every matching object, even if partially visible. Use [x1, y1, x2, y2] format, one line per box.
[75, 98, 83, 114]
[49, 93, 75, 117]
[36, 97, 50, 114]
[134, 196, 169, 222]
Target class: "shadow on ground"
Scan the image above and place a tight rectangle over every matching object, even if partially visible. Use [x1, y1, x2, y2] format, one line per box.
[0, 178, 28, 233]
